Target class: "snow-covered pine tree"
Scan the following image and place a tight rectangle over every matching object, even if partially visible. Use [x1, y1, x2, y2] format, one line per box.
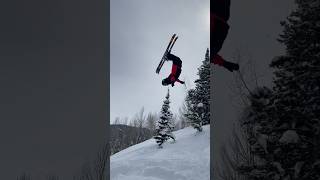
[237, 87, 278, 180]
[266, 1, 320, 179]
[154, 89, 175, 147]
[238, 1, 320, 179]
[185, 48, 210, 132]
[195, 48, 211, 125]
[185, 89, 203, 132]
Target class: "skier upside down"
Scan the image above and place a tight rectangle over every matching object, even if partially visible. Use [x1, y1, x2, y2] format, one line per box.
[158, 0, 239, 87]
[156, 34, 185, 87]
[161, 53, 185, 87]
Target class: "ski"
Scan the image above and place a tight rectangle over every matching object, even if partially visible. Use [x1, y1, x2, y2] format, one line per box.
[156, 34, 177, 74]
[169, 36, 178, 53]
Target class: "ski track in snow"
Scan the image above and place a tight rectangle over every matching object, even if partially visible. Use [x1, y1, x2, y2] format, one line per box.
[111, 125, 210, 180]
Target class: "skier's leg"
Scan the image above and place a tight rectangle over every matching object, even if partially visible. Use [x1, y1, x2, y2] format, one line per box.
[213, 54, 239, 72]
[167, 53, 182, 66]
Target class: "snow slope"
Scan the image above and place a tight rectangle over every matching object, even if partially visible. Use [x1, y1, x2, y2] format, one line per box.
[110, 125, 210, 180]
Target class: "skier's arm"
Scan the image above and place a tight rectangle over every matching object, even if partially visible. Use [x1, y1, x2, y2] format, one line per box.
[212, 54, 224, 65]
[213, 54, 239, 72]
[176, 79, 185, 84]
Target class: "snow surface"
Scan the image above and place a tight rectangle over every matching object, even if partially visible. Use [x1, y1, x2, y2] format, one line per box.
[110, 125, 210, 180]
[197, 102, 204, 108]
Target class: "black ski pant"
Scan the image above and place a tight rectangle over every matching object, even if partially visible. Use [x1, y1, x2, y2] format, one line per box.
[167, 53, 182, 67]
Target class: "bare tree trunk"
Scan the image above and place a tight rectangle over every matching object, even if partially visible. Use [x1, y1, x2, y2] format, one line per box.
[217, 123, 253, 180]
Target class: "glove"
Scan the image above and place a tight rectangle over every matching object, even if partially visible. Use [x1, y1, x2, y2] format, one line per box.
[223, 60, 239, 72]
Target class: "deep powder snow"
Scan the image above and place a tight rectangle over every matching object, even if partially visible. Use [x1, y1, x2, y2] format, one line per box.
[110, 125, 210, 180]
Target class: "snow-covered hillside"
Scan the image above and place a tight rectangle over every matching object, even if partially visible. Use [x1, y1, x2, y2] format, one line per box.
[110, 125, 210, 180]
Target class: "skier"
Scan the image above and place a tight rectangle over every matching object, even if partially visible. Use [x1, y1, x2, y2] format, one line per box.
[211, 0, 239, 72]
[161, 52, 185, 87]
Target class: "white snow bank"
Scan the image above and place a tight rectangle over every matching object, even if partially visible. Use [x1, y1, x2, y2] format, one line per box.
[197, 102, 204, 108]
[111, 125, 210, 180]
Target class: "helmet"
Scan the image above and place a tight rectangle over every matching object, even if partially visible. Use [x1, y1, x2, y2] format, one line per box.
[162, 78, 170, 86]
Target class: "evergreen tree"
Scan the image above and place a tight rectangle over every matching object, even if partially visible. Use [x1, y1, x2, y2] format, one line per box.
[238, 1, 320, 179]
[185, 48, 211, 131]
[237, 87, 278, 180]
[154, 89, 175, 147]
[268, 1, 320, 179]
[185, 89, 203, 132]
[195, 48, 211, 125]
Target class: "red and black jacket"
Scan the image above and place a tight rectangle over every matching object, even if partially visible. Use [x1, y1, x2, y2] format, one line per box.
[165, 53, 184, 86]
[168, 64, 184, 85]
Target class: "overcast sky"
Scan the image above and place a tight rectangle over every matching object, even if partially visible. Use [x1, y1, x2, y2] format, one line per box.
[110, 0, 210, 123]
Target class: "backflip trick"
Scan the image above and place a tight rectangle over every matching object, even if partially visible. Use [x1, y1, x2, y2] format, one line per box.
[156, 0, 239, 87]
[156, 34, 185, 87]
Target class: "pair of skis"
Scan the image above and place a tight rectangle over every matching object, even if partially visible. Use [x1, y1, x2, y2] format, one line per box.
[156, 34, 178, 74]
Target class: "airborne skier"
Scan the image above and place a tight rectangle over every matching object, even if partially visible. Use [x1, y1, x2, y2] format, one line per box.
[156, 34, 185, 87]
[161, 52, 185, 87]
[211, 0, 239, 72]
